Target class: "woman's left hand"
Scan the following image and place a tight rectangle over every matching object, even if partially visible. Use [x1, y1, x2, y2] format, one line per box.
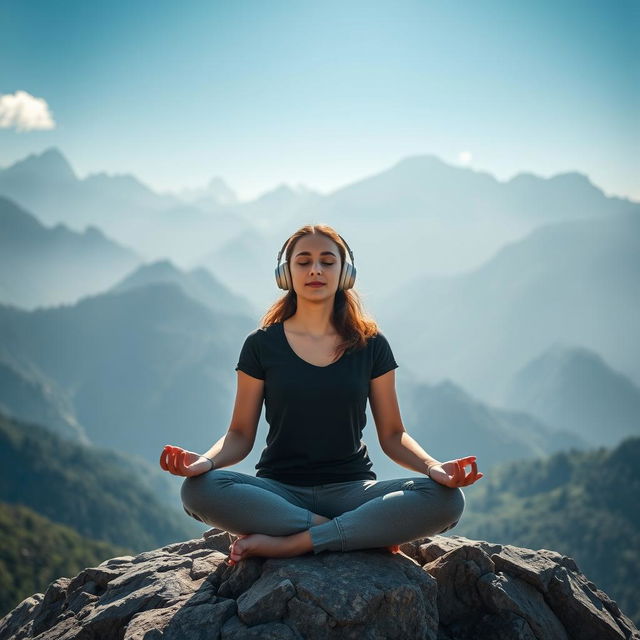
[429, 456, 483, 488]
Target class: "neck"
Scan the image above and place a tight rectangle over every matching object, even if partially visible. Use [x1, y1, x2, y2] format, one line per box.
[286, 300, 336, 336]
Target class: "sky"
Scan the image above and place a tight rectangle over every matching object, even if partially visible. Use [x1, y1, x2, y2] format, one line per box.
[0, 0, 638, 202]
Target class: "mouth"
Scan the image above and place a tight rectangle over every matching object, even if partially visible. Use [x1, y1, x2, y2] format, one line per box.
[306, 283, 325, 287]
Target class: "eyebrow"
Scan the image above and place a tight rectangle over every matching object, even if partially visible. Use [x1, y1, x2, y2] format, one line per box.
[294, 251, 337, 258]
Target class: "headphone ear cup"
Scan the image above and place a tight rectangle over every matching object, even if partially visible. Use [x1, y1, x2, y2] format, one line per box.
[338, 262, 356, 290]
[275, 263, 286, 289]
[275, 261, 293, 290]
[282, 261, 292, 290]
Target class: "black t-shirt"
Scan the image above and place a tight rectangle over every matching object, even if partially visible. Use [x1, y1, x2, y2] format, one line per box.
[234, 321, 399, 486]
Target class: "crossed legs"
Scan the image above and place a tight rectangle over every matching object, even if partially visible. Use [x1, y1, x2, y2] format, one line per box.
[180, 470, 465, 564]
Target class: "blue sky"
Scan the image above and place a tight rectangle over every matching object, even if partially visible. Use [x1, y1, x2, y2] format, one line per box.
[0, 0, 638, 201]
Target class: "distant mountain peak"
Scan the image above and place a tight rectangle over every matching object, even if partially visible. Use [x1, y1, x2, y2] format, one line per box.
[251, 183, 302, 206]
[394, 153, 445, 167]
[128, 259, 181, 279]
[173, 176, 238, 206]
[507, 170, 597, 191]
[4, 147, 77, 183]
[548, 171, 597, 189]
[82, 171, 160, 198]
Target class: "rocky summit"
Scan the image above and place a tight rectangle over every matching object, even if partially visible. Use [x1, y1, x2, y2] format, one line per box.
[1, 529, 638, 640]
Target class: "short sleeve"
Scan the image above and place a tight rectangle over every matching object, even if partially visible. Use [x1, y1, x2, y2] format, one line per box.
[370, 332, 399, 379]
[235, 330, 265, 380]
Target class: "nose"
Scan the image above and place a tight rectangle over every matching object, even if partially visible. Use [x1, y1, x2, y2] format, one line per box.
[308, 260, 324, 275]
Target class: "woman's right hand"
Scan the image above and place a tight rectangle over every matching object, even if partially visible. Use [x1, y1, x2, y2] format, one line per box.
[159, 445, 213, 477]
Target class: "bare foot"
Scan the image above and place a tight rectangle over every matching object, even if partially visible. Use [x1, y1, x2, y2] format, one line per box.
[225, 514, 330, 566]
[225, 534, 248, 565]
[226, 532, 310, 565]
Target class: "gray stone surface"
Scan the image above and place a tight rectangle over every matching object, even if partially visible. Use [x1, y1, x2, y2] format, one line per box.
[0, 529, 637, 640]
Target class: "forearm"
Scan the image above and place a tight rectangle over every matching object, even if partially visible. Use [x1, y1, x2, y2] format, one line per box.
[201, 430, 252, 470]
[382, 431, 442, 476]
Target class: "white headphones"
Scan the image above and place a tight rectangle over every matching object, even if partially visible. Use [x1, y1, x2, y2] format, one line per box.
[274, 233, 357, 291]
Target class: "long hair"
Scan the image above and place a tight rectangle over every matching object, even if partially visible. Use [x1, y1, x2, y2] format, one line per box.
[259, 224, 380, 360]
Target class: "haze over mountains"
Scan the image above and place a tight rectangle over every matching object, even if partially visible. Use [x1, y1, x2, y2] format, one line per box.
[0, 196, 140, 310]
[378, 208, 640, 403]
[2, 147, 635, 311]
[109, 259, 258, 318]
[1, 146, 637, 441]
[1, 146, 638, 623]
[505, 344, 640, 448]
[0, 283, 254, 463]
[0, 271, 589, 479]
[0, 148, 250, 267]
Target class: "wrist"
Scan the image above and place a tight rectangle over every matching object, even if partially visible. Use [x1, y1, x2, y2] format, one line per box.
[201, 455, 215, 471]
[425, 461, 441, 478]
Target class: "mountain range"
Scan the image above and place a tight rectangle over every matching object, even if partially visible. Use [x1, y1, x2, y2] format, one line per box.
[378, 208, 640, 404]
[0, 148, 249, 266]
[0, 146, 638, 626]
[0, 282, 255, 464]
[0, 196, 140, 310]
[2, 147, 636, 312]
[0, 272, 594, 478]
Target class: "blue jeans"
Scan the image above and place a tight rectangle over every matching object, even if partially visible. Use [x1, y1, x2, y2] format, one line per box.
[180, 469, 465, 554]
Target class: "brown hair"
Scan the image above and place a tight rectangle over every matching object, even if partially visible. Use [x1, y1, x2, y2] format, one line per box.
[259, 223, 380, 360]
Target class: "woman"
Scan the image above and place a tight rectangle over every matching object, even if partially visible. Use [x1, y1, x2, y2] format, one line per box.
[160, 224, 483, 567]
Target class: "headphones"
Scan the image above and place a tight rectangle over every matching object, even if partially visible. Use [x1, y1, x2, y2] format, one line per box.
[275, 233, 357, 291]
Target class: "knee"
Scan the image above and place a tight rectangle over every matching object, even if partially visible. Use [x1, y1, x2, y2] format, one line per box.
[180, 469, 227, 514]
[180, 475, 200, 515]
[446, 486, 466, 527]
[435, 485, 465, 533]
[414, 478, 465, 531]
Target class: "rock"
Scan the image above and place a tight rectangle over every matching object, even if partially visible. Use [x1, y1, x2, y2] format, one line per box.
[0, 530, 637, 640]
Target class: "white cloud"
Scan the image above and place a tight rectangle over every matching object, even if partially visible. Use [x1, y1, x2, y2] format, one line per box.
[458, 151, 473, 166]
[0, 90, 56, 132]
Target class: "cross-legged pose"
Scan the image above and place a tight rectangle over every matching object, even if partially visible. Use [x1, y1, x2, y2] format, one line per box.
[160, 224, 483, 566]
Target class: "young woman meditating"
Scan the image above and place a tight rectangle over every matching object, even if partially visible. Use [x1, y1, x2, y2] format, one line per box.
[160, 223, 483, 566]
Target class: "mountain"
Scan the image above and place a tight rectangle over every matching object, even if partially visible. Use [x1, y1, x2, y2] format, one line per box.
[504, 344, 640, 447]
[305, 154, 630, 225]
[378, 208, 640, 406]
[194, 225, 284, 314]
[363, 376, 589, 481]
[174, 176, 239, 210]
[503, 170, 623, 222]
[109, 259, 257, 317]
[196, 154, 640, 311]
[5, 148, 636, 302]
[0, 411, 202, 551]
[0, 357, 87, 444]
[234, 183, 322, 232]
[0, 264, 586, 481]
[0, 147, 250, 265]
[0, 501, 130, 621]
[0, 147, 76, 184]
[452, 436, 640, 627]
[0, 283, 259, 465]
[0, 196, 141, 309]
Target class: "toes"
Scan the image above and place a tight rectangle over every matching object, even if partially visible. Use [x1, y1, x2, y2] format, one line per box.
[226, 537, 245, 565]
